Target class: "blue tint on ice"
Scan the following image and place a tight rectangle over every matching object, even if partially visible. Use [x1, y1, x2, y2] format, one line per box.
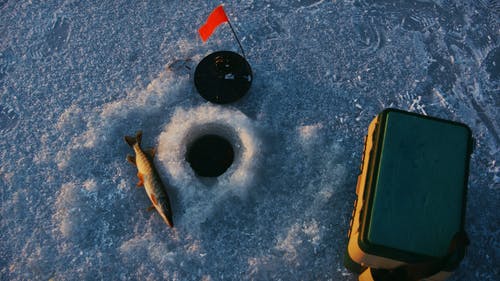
[0, 0, 498, 280]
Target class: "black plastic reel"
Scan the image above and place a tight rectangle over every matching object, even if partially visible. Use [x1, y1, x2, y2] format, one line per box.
[194, 51, 252, 104]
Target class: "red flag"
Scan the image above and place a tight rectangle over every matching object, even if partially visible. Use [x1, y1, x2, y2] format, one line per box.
[199, 5, 229, 42]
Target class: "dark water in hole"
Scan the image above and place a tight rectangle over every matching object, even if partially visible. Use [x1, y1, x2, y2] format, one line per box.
[186, 134, 235, 177]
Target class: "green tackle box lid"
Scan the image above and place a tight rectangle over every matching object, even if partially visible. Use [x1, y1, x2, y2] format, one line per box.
[359, 109, 472, 262]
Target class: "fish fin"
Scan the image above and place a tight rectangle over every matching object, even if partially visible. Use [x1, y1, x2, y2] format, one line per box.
[136, 172, 144, 187]
[136, 131, 142, 146]
[126, 155, 136, 166]
[124, 135, 137, 147]
[147, 205, 155, 212]
[124, 130, 143, 147]
[145, 148, 155, 158]
[150, 194, 158, 205]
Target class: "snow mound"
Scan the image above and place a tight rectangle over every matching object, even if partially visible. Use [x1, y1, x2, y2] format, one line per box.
[157, 104, 261, 227]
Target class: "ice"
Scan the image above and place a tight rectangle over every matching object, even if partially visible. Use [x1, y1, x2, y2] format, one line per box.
[297, 123, 324, 145]
[1, 1, 499, 280]
[156, 104, 261, 228]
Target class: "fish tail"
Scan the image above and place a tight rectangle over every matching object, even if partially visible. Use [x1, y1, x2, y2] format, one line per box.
[124, 131, 143, 147]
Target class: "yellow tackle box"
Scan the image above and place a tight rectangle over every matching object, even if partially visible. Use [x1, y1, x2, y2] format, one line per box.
[345, 109, 472, 281]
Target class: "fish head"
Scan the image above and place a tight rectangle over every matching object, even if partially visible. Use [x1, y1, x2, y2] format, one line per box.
[156, 200, 174, 228]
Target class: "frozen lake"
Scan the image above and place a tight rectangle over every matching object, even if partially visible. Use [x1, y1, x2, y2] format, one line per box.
[1, 0, 498, 280]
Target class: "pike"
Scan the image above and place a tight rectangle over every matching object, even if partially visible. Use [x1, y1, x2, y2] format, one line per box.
[125, 131, 174, 227]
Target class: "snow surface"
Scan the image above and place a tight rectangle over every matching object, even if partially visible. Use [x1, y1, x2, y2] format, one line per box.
[0, 0, 498, 280]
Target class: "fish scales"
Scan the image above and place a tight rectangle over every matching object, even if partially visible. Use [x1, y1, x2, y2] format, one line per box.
[125, 131, 174, 227]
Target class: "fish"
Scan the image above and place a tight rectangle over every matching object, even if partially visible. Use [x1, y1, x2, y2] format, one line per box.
[125, 131, 174, 227]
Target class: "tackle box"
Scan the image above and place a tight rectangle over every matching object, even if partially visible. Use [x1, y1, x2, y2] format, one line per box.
[345, 109, 473, 281]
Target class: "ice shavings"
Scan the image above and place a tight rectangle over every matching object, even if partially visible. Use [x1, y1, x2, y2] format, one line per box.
[119, 233, 176, 265]
[297, 123, 324, 145]
[53, 182, 92, 240]
[54, 70, 189, 171]
[275, 219, 321, 265]
[47, 67, 194, 267]
[157, 104, 261, 228]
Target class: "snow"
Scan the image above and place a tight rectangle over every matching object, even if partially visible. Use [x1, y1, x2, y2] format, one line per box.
[0, 0, 498, 280]
[157, 104, 261, 228]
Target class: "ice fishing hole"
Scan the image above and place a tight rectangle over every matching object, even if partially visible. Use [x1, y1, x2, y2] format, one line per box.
[186, 134, 235, 177]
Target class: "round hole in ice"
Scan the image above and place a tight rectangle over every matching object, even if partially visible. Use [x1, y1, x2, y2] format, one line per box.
[157, 104, 260, 190]
[186, 134, 234, 177]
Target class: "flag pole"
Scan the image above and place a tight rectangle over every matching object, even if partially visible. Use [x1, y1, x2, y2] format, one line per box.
[226, 16, 246, 58]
